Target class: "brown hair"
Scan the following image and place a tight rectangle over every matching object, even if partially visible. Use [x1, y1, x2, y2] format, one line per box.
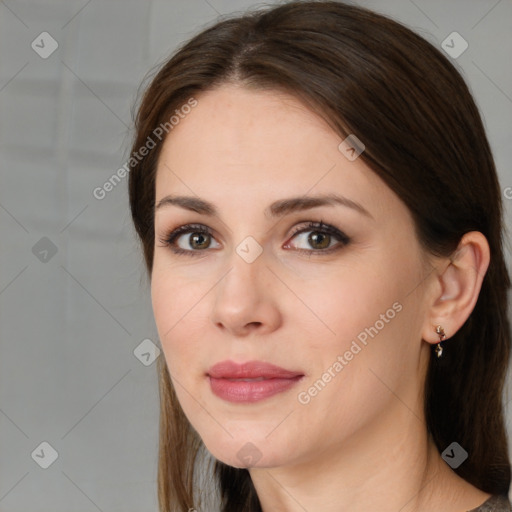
[128, 1, 512, 510]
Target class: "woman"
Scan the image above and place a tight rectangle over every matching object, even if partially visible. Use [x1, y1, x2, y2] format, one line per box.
[128, 1, 512, 510]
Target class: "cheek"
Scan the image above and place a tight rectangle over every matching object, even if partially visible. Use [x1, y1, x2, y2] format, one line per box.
[294, 263, 400, 351]
[292, 248, 421, 399]
[290, 272, 413, 436]
[150, 270, 208, 374]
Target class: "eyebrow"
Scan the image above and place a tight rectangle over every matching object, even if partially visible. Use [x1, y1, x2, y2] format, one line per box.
[155, 193, 373, 220]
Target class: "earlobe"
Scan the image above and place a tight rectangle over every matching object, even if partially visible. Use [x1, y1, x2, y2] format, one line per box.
[422, 231, 490, 349]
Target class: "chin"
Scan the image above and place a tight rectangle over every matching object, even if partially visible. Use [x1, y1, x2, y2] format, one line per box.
[200, 432, 289, 469]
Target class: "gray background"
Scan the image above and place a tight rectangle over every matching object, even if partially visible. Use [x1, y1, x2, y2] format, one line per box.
[0, 0, 511, 510]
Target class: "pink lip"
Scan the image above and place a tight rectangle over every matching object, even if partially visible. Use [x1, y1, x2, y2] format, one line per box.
[207, 360, 304, 403]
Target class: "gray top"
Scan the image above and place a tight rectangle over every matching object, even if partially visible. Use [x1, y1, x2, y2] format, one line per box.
[469, 495, 512, 511]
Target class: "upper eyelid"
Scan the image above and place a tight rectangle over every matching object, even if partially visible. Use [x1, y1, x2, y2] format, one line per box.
[166, 221, 341, 237]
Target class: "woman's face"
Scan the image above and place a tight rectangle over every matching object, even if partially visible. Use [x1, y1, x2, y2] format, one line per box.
[151, 84, 434, 469]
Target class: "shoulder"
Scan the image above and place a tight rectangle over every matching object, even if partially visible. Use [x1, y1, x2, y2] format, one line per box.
[469, 494, 512, 512]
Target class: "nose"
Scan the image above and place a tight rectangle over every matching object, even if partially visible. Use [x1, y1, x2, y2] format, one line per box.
[210, 247, 282, 337]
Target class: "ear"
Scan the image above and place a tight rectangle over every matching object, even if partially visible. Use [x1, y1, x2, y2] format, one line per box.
[421, 231, 490, 347]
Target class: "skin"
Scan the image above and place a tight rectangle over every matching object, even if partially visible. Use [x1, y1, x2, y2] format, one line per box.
[151, 83, 492, 511]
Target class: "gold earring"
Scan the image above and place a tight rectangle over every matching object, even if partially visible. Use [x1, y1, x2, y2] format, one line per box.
[435, 325, 446, 358]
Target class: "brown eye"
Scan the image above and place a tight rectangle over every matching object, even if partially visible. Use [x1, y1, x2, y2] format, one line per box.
[188, 232, 211, 250]
[307, 231, 331, 250]
[285, 221, 350, 254]
[158, 223, 220, 255]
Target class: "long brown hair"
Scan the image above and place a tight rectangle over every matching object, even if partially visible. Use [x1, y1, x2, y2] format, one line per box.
[128, 1, 512, 510]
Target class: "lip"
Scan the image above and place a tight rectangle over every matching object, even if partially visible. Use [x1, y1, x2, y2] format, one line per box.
[207, 360, 304, 403]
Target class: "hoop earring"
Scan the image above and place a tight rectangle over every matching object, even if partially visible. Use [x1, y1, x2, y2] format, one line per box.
[435, 325, 446, 358]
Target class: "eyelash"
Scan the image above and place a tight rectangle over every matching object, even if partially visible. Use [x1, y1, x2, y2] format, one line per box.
[157, 221, 350, 257]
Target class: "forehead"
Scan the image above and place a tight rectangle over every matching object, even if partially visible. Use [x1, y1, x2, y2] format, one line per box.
[157, 85, 337, 171]
[154, 84, 396, 221]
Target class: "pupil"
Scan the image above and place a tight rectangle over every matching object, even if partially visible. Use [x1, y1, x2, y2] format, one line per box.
[191, 233, 210, 249]
[309, 232, 330, 249]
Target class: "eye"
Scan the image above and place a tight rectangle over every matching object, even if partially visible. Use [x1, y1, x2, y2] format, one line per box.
[157, 220, 350, 257]
[157, 223, 220, 256]
[284, 221, 350, 254]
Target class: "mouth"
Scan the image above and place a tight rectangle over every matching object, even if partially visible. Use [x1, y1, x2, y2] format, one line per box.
[207, 360, 304, 403]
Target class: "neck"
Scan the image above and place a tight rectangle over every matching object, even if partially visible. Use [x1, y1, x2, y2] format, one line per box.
[249, 403, 485, 512]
